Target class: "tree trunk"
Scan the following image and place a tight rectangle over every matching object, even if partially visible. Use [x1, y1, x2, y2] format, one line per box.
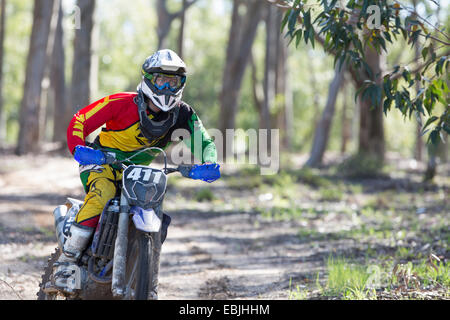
[424, 0, 443, 182]
[70, 0, 95, 113]
[0, 0, 6, 145]
[156, 0, 172, 50]
[177, 0, 187, 58]
[275, 19, 293, 151]
[16, 0, 54, 155]
[156, 0, 196, 51]
[219, 0, 264, 137]
[308, 51, 321, 129]
[413, 0, 423, 161]
[41, 0, 60, 142]
[90, 12, 100, 102]
[51, 1, 67, 144]
[424, 142, 438, 182]
[357, 47, 385, 161]
[261, 3, 277, 135]
[250, 51, 263, 115]
[340, 81, 351, 154]
[305, 63, 346, 167]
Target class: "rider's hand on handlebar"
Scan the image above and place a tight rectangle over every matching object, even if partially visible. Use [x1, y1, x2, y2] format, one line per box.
[179, 163, 220, 183]
[74, 145, 116, 166]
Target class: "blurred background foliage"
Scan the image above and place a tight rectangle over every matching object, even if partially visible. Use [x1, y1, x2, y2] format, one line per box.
[0, 0, 448, 162]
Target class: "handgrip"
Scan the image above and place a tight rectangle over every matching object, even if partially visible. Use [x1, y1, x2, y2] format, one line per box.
[178, 163, 220, 183]
[74, 145, 106, 166]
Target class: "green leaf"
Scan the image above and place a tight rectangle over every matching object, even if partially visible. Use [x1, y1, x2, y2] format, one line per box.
[415, 98, 424, 115]
[288, 9, 301, 33]
[362, 61, 373, 78]
[435, 56, 448, 75]
[325, 32, 332, 46]
[378, 36, 387, 52]
[428, 130, 439, 145]
[383, 97, 392, 115]
[383, 32, 392, 43]
[303, 9, 311, 28]
[281, 12, 290, 33]
[443, 123, 450, 135]
[421, 46, 429, 60]
[295, 29, 303, 48]
[423, 116, 439, 130]
[309, 27, 315, 48]
[304, 28, 310, 44]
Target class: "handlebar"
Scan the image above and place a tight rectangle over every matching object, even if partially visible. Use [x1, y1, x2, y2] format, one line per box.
[75, 145, 220, 182]
[107, 147, 171, 173]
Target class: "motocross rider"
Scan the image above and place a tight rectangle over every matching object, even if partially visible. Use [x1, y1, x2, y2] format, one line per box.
[53, 49, 218, 294]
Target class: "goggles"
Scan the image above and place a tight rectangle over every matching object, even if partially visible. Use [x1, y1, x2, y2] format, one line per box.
[143, 71, 186, 92]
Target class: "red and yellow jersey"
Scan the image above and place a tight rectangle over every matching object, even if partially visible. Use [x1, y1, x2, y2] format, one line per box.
[67, 92, 217, 165]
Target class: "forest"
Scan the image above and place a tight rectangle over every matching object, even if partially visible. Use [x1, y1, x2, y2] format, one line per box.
[0, 0, 448, 301]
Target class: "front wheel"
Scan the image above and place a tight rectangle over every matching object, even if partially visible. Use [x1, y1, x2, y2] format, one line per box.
[123, 225, 161, 300]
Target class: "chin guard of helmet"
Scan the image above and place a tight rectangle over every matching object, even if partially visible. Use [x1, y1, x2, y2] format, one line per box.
[136, 90, 179, 142]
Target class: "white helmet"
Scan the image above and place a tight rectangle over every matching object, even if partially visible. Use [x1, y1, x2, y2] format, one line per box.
[137, 49, 187, 112]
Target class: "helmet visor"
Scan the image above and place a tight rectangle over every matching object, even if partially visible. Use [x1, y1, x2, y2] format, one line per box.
[143, 72, 186, 94]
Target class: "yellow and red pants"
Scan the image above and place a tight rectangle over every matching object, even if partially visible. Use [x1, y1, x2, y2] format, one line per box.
[76, 164, 123, 228]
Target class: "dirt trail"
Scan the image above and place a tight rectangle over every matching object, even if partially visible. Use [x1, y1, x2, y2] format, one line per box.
[0, 153, 323, 300]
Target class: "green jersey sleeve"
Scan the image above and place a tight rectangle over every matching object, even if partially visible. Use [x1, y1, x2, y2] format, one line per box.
[184, 111, 217, 164]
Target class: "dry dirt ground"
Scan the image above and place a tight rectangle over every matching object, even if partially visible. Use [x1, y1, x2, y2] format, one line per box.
[0, 152, 318, 300]
[0, 152, 448, 300]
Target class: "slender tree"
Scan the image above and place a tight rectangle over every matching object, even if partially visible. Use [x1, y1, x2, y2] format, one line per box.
[219, 0, 265, 139]
[177, 0, 187, 58]
[356, 47, 386, 161]
[261, 3, 278, 135]
[70, 0, 96, 114]
[275, 14, 293, 151]
[340, 80, 351, 154]
[156, 0, 197, 51]
[41, 0, 60, 143]
[305, 63, 346, 167]
[51, 0, 67, 144]
[277, 0, 449, 152]
[16, 0, 54, 155]
[0, 0, 6, 145]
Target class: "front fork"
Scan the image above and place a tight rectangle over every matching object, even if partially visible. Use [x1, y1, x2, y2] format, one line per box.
[111, 193, 165, 298]
[111, 193, 129, 298]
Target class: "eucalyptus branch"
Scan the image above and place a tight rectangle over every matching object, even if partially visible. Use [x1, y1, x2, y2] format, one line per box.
[391, 0, 450, 40]
[388, 49, 450, 80]
[173, 0, 198, 19]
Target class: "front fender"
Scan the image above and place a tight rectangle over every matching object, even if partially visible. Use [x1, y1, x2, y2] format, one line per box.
[130, 206, 161, 233]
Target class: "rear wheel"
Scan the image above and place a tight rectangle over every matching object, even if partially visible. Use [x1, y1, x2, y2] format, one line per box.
[36, 248, 65, 300]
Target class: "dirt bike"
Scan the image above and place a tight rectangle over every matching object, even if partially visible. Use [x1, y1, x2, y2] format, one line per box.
[37, 147, 219, 300]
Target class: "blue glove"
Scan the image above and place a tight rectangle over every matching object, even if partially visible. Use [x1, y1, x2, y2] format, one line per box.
[74, 145, 106, 166]
[188, 163, 221, 183]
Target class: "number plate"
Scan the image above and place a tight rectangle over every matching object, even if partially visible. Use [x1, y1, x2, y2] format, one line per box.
[122, 165, 167, 208]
